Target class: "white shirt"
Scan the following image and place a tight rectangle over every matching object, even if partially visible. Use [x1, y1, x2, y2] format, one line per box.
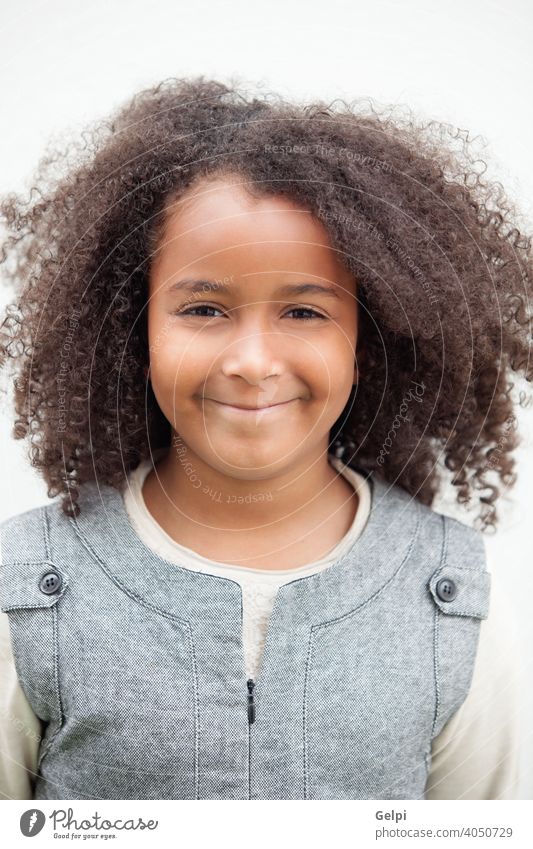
[0, 454, 523, 799]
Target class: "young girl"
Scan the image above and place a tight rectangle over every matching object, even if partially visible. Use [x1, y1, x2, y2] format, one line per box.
[0, 78, 528, 801]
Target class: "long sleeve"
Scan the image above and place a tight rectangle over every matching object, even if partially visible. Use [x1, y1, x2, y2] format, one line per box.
[425, 576, 523, 799]
[0, 610, 43, 800]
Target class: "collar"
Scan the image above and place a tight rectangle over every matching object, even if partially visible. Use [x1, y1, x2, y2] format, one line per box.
[70, 468, 421, 627]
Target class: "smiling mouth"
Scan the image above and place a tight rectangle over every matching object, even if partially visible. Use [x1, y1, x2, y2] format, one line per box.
[202, 398, 298, 413]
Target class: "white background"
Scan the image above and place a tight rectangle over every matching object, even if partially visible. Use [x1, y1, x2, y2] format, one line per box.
[0, 0, 532, 799]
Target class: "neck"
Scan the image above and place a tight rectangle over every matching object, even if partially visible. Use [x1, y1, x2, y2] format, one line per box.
[140, 441, 359, 569]
[145, 441, 350, 527]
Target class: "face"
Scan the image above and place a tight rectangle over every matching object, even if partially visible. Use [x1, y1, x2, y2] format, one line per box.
[146, 174, 359, 481]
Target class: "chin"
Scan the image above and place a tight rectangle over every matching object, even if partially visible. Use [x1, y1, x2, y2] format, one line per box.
[205, 446, 295, 478]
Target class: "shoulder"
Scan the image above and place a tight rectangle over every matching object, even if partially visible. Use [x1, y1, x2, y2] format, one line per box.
[367, 468, 487, 564]
[0, 481, 121, 543]
[0, 500, 51, 566]
[0, 500, 48, 534]
[0, 482, 117, 582]
[0, 483, 120, 607]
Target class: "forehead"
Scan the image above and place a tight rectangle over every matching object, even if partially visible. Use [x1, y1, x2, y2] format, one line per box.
[153, 176, 354, 287]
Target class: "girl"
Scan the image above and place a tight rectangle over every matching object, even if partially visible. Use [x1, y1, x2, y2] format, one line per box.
[0, 78, 528, 800]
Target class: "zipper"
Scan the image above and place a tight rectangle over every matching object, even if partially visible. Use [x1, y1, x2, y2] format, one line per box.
[247, 678, 256, 723]
[247, 678, 255, 800]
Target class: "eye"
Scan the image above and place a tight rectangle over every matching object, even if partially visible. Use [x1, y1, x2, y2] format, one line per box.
[175, 304, 223, 318]
[174, 304, 327, 321]
[285, 307, 327, 321]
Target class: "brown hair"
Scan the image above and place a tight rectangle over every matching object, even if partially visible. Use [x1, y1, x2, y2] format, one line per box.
[1, 76, 531, 528]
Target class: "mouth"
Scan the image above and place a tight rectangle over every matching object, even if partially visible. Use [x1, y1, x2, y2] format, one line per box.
[201, 398, 299, 416]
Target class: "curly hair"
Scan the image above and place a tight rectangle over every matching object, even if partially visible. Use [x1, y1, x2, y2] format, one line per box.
[0, 76, 531, 529]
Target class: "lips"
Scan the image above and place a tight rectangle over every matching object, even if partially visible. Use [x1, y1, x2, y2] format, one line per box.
[205, 398, 296, 410]
[201, 397, 299, 418]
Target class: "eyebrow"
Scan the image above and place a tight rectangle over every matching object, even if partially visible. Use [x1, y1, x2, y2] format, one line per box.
[165, 279, 342, 300]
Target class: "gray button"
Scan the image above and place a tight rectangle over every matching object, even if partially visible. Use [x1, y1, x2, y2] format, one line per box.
[436, 577, 457, 602]
[39, 571, 62, 595]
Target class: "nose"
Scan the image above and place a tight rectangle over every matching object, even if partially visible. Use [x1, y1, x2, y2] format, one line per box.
[219, 327, 286, 386]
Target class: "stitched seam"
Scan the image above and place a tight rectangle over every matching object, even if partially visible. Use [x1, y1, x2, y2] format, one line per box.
[69, 509, 243, 593]
[2, 560, 57, 567]
[45, 506, 64, 739]
[433, 605, 487, 617]
[37, 605, 65, 770]
[3, 601, 61, 611]
[42, 506, 52, 560]
[430, 514, 448, 738]
[51, 603, 64, 737]
[37, 509, 65, 770]
[302, 628, 315, 800]
[70, 520, 190, 627]
[431, 606, 441, 738]
[185, 622, 200, 800]
[312, 502, 421, 634]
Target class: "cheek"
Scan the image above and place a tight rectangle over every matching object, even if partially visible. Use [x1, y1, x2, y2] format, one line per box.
[309, 336, 354, 391]
[148, 335, 211, 401]
[316, 337, 357, 414]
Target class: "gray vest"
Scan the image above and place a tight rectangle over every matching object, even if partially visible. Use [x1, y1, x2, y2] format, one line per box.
[0, 468, 491, 800]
